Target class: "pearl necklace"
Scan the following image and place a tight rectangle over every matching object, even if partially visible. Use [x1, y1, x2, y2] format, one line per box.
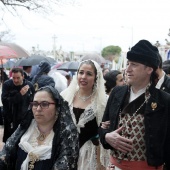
[78, 90, 93, 102]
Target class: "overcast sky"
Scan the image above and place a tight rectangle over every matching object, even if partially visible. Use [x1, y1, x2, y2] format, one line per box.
[1, 0, 170, 53]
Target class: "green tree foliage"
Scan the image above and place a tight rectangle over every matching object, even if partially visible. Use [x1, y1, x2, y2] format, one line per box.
[101, 45, 122, 57]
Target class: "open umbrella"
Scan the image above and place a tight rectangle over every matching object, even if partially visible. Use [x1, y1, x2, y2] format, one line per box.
[0, 45, 19, 83]
[80, 53, 106, 65]
[57, 61, 79, 71]
[0, 42, 29, 58]
[0, 45, 18, 60]
[0, 45, 18, 67]
[51, 62, 63, 69]
[15, 55, 56, 66]
[0, 60, 15, 68]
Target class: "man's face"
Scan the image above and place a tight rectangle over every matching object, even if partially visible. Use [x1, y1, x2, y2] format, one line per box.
[27, 67, 32, 74]
[12, 72, 24, 86]
[125, 60, 153, 88]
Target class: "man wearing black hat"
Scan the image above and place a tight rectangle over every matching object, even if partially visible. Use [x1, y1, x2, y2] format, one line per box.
[99, 40, 170, 170]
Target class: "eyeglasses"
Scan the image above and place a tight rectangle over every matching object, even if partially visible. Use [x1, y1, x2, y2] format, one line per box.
[30, 101, 55, 109]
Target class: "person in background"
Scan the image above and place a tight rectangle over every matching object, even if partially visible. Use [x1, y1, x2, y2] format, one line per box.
[61, 60, 109, 170]
[30, 65, 39, 80]
[0, 68, 8, 125]
[162, 64, 170, 76]
[1, 68, 35, 142]
[102, 68, 110, 76]
[102, 70, 125, 144]
[99, 40, 170, 170]
[32, 61, 55, 91]
[163, 59, 170, 65]
[104, 70, 125, 95]
[155, 54, 170, 93]
[0, 86, 79, 170]
[65, 71, 72, 86]
[156, 55, 170, 170]
[0, 68, 9, 84]
[23, 66, 32, 81]
[162, 60, 170, 76]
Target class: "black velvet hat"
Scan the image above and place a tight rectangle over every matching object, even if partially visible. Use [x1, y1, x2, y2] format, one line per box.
[127, 40, 160, 69]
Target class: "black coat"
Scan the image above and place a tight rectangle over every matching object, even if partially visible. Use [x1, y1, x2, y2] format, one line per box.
[1, 79, 35, 142]
[23, 72, 32, 81]
[32, 74, 55, 89]
[99, 85, 170, 169]
[160, 74, 170, 94]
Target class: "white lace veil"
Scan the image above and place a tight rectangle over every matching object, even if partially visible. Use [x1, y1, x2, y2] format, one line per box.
[61, 59, 107, 125]
[61, 60, 109, 168]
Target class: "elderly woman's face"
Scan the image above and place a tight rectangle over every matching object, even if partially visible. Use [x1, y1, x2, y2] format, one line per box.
[32, 91, 57, 125]
[77, 63, 96, 90]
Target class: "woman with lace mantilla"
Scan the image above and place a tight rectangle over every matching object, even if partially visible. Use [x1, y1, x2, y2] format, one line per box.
[61, 59, 109, 170]
[0, 86, 79, 170]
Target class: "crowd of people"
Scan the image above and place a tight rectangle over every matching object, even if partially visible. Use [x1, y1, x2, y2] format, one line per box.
[0, 39, 170, 170]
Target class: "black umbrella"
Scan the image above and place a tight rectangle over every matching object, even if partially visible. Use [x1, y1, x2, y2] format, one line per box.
[57, 61, 80, 71]
[15, 55, 56, 66]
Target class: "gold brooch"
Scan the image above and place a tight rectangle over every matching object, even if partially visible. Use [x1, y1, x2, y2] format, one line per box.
[151, 102, 157, 110]
[29, 152, 39, 170]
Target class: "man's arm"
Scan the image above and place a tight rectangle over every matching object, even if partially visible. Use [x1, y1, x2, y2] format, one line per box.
[98, 92, 115, 149]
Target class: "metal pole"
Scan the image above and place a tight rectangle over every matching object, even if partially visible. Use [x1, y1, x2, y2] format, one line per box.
[52, 35, 57, 60]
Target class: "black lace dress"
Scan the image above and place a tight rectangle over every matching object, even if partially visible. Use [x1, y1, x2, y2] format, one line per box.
[73, 107, 99, 148]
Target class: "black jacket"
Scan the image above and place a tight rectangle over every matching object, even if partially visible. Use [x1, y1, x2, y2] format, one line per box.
[160, 74, 170, 94]
[24, 72, 32, 81]
[32, 74, 55, 89]
[99, 85, 170, 169]
[1, 79, 35, 142]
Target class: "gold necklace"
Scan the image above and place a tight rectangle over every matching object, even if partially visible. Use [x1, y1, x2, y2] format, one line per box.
[78, 90, 93, 102]
[37, 128, 52, 141]
[37, 133, 46, 141]
[119, 93, 150, 137]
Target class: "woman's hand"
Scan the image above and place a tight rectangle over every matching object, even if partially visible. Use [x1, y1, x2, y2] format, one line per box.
[101, 121, 110, 129]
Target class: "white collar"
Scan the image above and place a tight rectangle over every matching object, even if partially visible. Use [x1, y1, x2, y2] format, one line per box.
[24, 71, 29, 76]
[156, 71, 165, 89]
[19, 119, 53, 170]
[129, 86, 147, 103]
